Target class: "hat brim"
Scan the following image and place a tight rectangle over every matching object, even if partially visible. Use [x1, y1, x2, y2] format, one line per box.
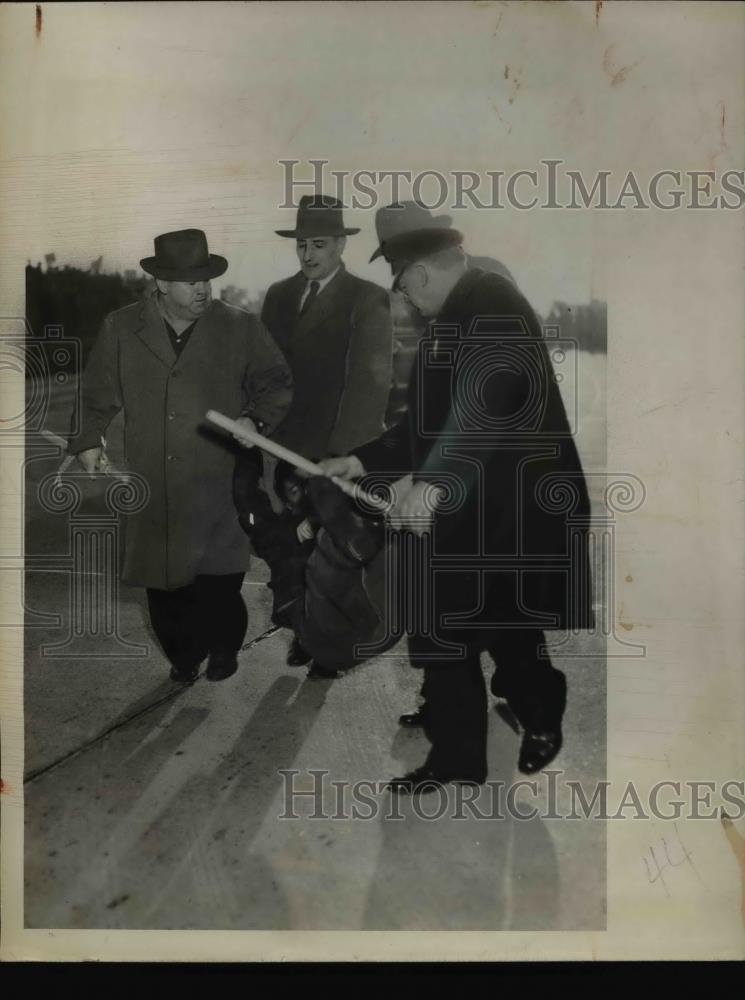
[370, 227, 463, 266]
[383, 232, 465, 292]
[140, 254, 228, 281]
[275, 228, 360, 238]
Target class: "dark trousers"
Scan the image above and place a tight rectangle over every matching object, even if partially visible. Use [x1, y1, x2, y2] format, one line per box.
[418, 653, 489, 780]
[146, 573, 248, 670]
[487, 628, 566, 732]
[415, 629, 563, 779]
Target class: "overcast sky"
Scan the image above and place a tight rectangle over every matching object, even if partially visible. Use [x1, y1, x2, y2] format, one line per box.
[0, 2, 604, 314]
[1, 2, 740, 314]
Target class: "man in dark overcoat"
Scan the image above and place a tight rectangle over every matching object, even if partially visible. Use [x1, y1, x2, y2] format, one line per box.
[261, 194, 393, 460]
[251, 195, 393, 674]
[321, 211, 594, 792]
[68, 229, 293, 683]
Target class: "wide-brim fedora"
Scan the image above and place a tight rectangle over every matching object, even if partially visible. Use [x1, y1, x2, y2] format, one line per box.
[386, 227, 465, 291]
[369, 201, 455, 263]
[276, 194, 360, 238]
[140, 228, 228, 281]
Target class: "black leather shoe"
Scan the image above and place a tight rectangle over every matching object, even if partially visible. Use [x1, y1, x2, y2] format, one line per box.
[287, 636, 312, 666]
[386, 765, 485, 795]
[307, 661, 341, 680]
[514, 670, 567, 773]
[518, 729, 563, 774]
[398, 708, 427, 728]
[206, 651, 239, 682]
[169, 662, 200, 683]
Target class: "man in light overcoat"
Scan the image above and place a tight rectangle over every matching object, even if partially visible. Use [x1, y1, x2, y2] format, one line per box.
[69, 228, 292, 682]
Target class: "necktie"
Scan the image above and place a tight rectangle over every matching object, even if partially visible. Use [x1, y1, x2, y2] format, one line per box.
[300, 279, 320, 315]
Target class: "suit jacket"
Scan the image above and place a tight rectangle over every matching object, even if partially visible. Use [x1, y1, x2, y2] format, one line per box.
[69, 294, 292, 590]
[354, 268, 594, 639]
[261, 264, 393, 459]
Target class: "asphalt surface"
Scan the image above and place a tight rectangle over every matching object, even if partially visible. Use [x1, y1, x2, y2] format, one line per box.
[23, 370, 606, 930]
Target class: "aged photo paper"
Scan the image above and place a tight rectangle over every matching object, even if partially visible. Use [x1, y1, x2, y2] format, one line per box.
[1, 0, 744, 962]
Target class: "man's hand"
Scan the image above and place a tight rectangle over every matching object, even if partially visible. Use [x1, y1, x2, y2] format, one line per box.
[76, 446, 106, 476]
[296, 518, 315, 543]
[390, 480, 443, 535]
[233, 416, 258, 448]
[317, 455, 366, 481]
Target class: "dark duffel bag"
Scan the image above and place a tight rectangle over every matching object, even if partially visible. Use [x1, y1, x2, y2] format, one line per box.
[234, 453, 401, 669]
[294, 477, 401, 669]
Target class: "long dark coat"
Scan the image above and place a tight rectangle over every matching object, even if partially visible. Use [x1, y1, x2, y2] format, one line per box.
[354, 268, 594, 650]
[69, 294, 292, 590]
[261, 264, 393, 459]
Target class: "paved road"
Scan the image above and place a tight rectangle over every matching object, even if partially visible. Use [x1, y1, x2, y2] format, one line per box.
[23, 376, 606, 930]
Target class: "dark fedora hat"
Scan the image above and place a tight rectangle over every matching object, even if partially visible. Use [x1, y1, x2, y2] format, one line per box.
[275, 194, 360, 238]
[387, 227, 465, 291]
[140, 229, 228, 281]
[369, 200, 460, 263]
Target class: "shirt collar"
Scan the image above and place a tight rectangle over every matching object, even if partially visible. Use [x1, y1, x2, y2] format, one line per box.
[306, 264, 341, 294]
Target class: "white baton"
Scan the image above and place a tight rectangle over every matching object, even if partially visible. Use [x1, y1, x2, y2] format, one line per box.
[205, 409, 390, 513]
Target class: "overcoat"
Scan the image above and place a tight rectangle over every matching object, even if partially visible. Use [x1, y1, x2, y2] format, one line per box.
[261, 264, 393, 459]
[354, 268, 595, 645]
[69, 294, 292, 590]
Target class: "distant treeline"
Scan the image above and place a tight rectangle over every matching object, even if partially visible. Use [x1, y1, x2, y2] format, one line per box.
[26, 263, 153, 367]
[542, 300, 607, 355]
[25, 263, 607, 373]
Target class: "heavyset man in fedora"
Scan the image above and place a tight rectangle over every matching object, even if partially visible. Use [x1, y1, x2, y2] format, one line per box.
[250, 194, 393, 675]
[69, 229, 293, 683]
[321, 203, 594, 793]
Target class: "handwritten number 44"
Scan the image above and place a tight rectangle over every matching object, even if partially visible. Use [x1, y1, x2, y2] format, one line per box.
[643, 835, 693, 891]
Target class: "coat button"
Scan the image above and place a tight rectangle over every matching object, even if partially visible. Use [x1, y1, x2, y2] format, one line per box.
[167, 454, 176, 462]
[168, 412, 176, 421]
[171, 370, 181, 379]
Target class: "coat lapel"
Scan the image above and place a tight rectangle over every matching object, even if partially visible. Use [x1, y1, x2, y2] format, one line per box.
[134, 294, 177, 368]
[405, 269, 484, 451]
[291, 265, 348, 341]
